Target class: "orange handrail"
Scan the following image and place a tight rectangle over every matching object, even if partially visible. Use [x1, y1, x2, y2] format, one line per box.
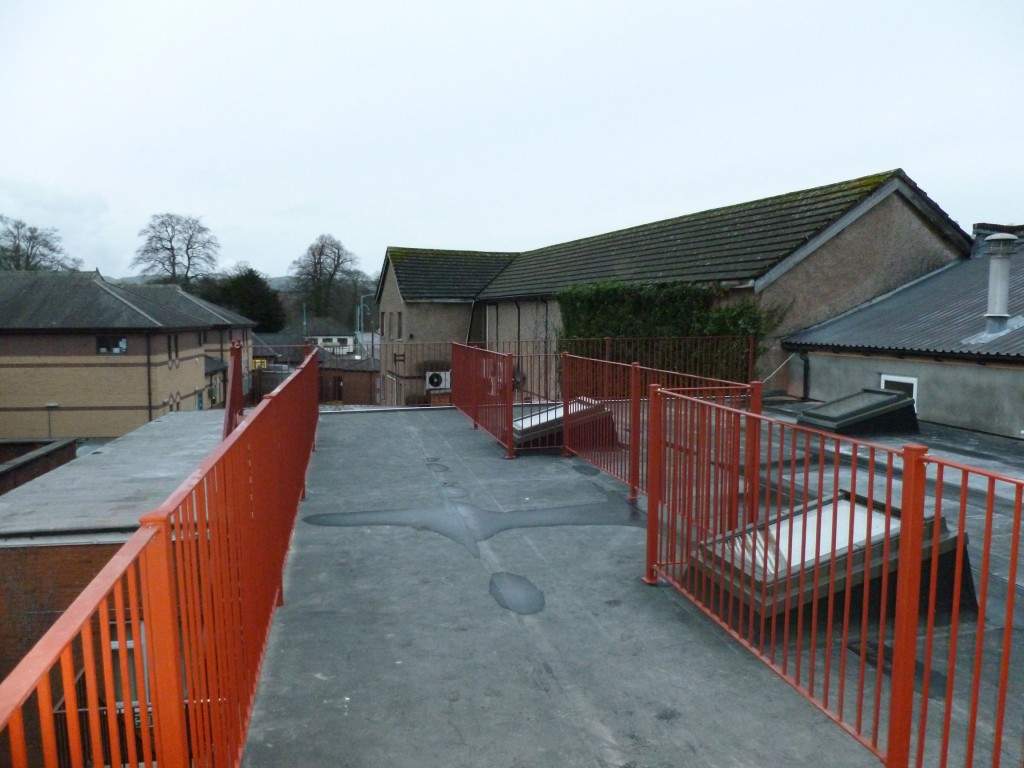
[0, 350, 319, 767]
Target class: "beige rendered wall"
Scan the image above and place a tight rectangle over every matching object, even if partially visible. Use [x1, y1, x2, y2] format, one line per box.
[378, 269, 473, 344]
[760, 194, 964, 390]
[484, 300, 561, 344]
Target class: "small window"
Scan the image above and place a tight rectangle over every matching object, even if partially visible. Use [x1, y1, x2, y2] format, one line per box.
[97, 336, 127, 354]
[880, 374, 917, 409]
[166, 334, 179, 361]
[397, 312, 403, 339]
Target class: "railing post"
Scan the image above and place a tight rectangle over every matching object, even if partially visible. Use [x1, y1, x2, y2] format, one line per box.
[222, 340, 245, 439]
[471, 348, 480, 429]
[504, 353, 515, 459]
[561, 352, 571, 457]
[628, 362, 641, 500]
[643, 384, 664, 585]
[886, 443, 929, 768]
[742, 381, 763, 530]
[747, 334, 757, 382]
[137, 515, 190, 767]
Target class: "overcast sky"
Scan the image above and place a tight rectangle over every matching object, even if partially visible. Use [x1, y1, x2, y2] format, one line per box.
[1, 1, 1021, 280]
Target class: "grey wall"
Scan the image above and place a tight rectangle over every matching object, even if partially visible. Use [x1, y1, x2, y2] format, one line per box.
[787, 352, 1024, 440]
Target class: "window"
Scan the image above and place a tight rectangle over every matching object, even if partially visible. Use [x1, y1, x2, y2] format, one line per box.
[97, 336, 127, 354]
[166, 334, 179, 361]
[880, 374, 917, 409]
[397, 312, 403, 339]
[388, 312, 394, 340]
[380, 312, 385, 337]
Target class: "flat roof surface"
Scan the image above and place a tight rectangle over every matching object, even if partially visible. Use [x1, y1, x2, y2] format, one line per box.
[243, 408, 882, 767]
[0, 411, 223, 540]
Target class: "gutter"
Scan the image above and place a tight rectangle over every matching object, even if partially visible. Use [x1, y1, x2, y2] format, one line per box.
[146, 332, 153, 421]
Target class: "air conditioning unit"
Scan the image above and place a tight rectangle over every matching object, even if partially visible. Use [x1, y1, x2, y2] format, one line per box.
[425, 370, 451, 391]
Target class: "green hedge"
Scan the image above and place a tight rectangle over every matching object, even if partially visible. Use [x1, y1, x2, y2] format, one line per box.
[557, 281, 775, 339]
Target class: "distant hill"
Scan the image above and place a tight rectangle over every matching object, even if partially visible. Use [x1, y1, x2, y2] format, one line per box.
[267, 276, 293, 291]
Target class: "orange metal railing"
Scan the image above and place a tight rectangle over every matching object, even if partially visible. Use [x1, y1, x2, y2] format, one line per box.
[643, 386, 1024, 767]
[451, 343, 515, 459]
[388, 336, 755, 407]
[451, 339, 755, 460]
[900, 456, 1024, 767]
[561, 354, 755, 498]
[0, 350, 319, 768]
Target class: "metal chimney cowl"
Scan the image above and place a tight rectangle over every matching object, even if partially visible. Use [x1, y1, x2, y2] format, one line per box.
[984, 232, 1018, 334]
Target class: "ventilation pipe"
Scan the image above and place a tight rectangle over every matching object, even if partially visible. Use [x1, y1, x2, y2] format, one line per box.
[984, 232, 1018, 334]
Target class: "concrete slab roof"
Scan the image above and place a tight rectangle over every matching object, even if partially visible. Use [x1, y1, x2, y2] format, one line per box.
[0, 411, 223, 542]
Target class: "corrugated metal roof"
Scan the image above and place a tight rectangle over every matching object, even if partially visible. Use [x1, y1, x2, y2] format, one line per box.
[0, 271, 209, 330]
[784, 233, 1024, 359]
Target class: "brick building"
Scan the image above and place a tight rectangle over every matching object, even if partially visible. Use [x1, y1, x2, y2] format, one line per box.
[0, 271, 254, 438]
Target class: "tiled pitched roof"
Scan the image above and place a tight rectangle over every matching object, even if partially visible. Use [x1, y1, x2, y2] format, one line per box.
[126, 284, 256, 327]
[477, 169, 968, 300]
[384, 248, 515, 302]
[784, 232, 1024, 360]
[0, 271, 208, 330]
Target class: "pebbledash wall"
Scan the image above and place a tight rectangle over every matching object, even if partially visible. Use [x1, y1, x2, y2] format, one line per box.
[753, 193, 965, 382]
[0, 331, 210, 439]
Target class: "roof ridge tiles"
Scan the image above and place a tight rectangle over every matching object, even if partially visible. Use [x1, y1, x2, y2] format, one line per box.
[92, 274, 164, 326]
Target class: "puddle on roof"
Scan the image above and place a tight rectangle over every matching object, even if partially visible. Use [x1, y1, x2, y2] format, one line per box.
[304, 459, 642, 616]
[304, 497, 641, 559]
[489, 572, 545, 615]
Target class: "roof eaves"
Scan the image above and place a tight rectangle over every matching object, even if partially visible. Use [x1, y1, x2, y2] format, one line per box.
[780, 339, 1024, 365]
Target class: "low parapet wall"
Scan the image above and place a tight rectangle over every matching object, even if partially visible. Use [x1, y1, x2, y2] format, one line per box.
[0, 439, 78, 496]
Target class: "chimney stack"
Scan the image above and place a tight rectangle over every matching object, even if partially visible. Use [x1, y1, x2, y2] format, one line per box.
[984, 232, 1018, 334]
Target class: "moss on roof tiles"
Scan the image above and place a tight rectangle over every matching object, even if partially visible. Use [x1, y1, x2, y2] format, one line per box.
[478, 170, 904, 299]
[387, 248, 516, 301]
[384, 170, 967, 303]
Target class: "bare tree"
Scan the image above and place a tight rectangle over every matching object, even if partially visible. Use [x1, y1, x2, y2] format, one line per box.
[131, 213, 219, 285]
[290, 234, 355, 319]
[0, 215, 82, 271]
